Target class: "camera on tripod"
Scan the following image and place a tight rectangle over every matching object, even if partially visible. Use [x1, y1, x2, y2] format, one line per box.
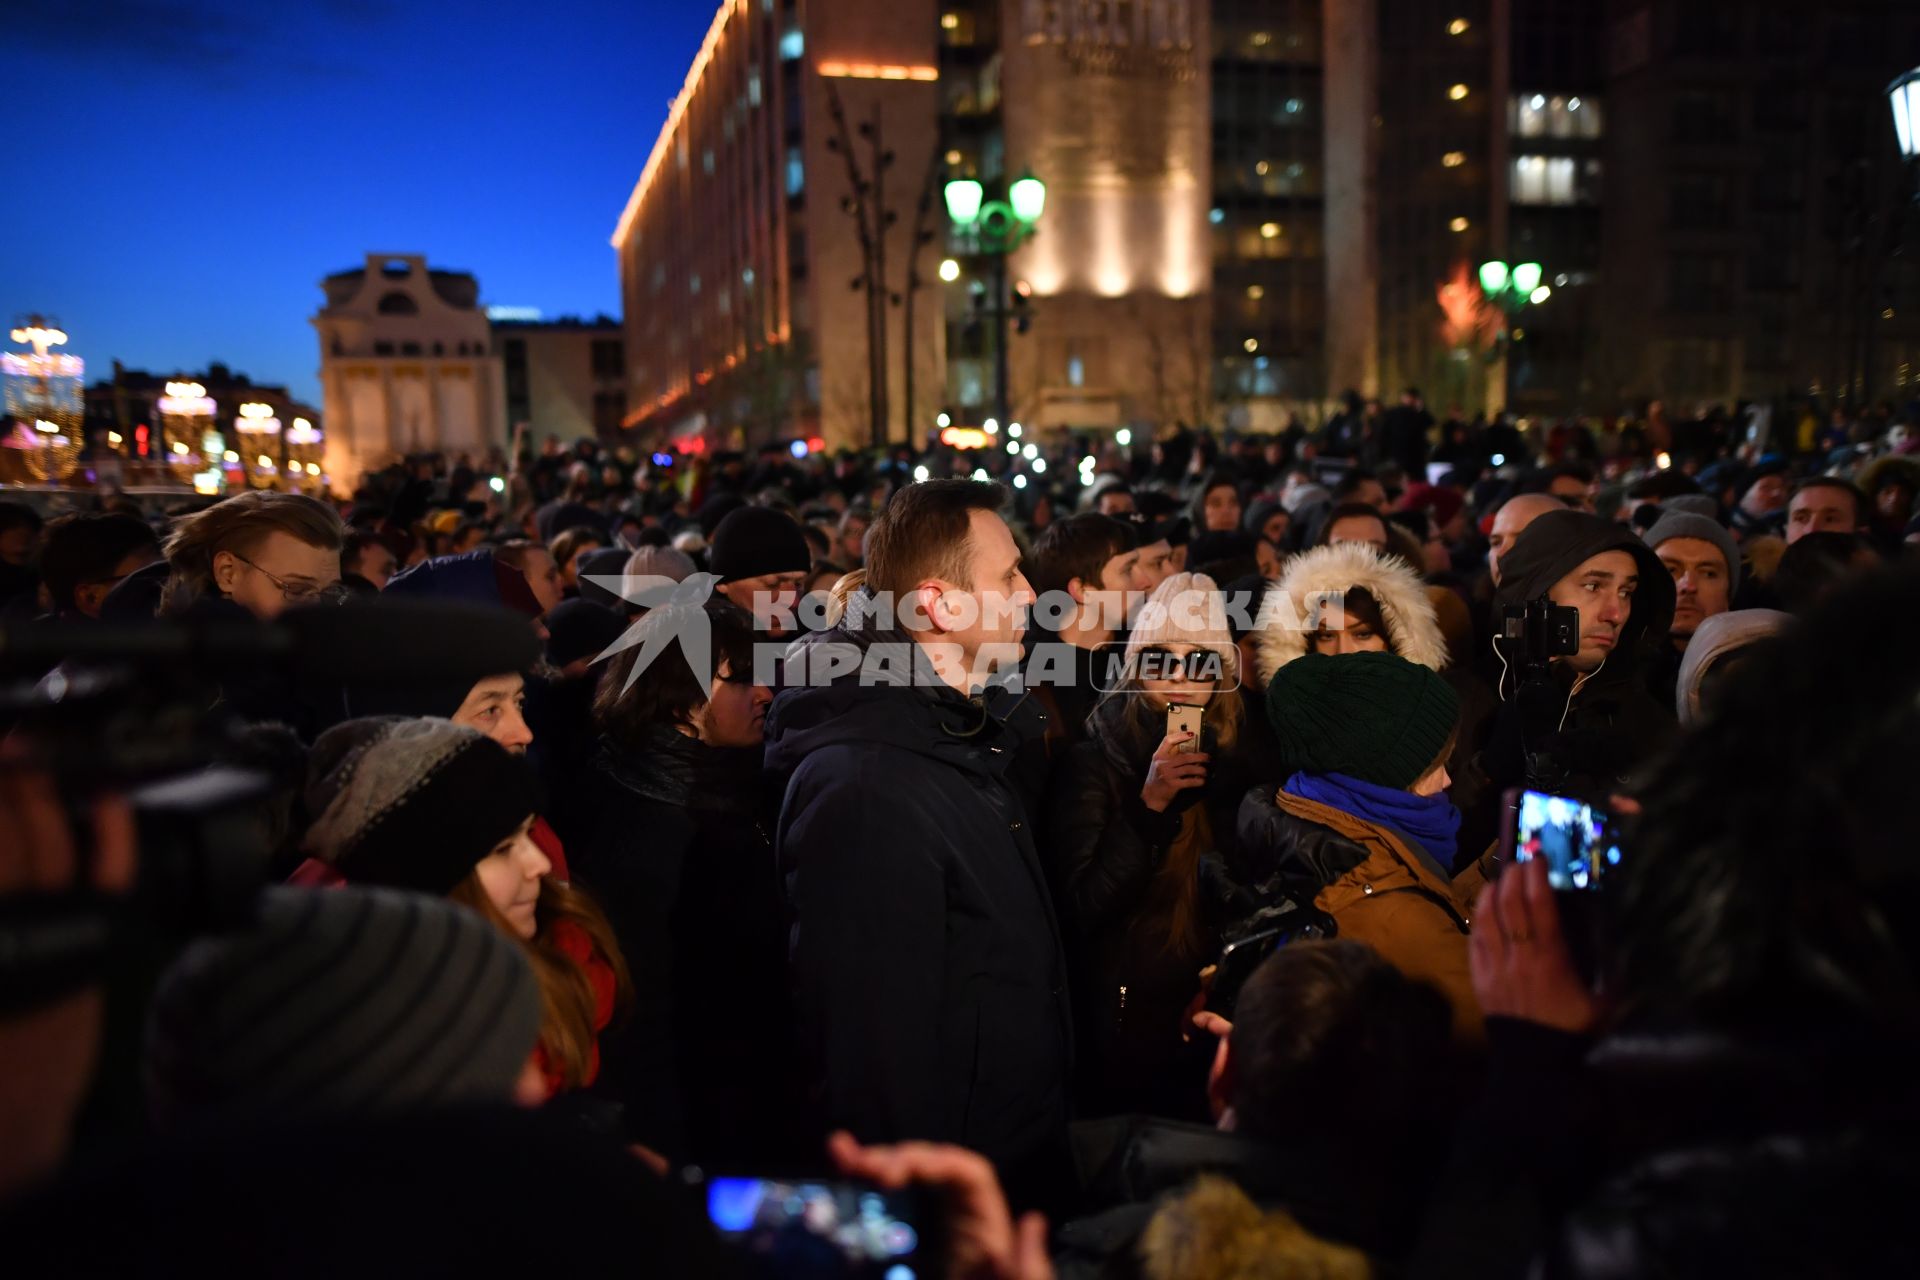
[1501, 595, 1581, 671]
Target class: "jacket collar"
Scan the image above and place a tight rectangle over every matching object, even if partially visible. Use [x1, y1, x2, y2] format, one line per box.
[1271, 787, 1470, 924]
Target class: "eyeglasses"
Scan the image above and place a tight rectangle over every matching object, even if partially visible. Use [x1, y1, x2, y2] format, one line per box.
[232, 552, 333, 601]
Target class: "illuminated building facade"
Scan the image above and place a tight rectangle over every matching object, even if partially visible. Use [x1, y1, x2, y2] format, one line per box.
[85, 361, 326, 491]
[490, 315, 628, 442]
[312, 253, 505, 486]
[612, 0, 946, 452]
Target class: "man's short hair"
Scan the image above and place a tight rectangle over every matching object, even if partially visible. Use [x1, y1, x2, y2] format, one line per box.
[1231, 940, 1452, 1149]
[1544, 461, 1595, 486]
[1626, 471, 1702, 502]
[1789, 476, 1866, 527]
[1773, 532, 1878, 614]
[39, 512, 160, 612]
[1314, 501, 1388, 547]
[1028, 513, 1134, 598]
[1332, 468, 1380, 500]
[864, 479, 1007, 600]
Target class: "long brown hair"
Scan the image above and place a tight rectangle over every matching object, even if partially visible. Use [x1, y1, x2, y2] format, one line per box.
[1099, 673, 1244, 961]
[449, 873, 632, 1090]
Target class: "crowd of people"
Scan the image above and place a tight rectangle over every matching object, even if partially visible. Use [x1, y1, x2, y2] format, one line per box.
[2, 393, 1918, 1276]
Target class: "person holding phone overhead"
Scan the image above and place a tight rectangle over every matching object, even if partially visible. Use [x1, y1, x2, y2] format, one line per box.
[1044, 572, 1252, 1119]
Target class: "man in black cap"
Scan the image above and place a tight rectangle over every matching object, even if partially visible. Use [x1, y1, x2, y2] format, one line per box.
[1482, 509, 1677, 799]
[709, 505, 811, 639]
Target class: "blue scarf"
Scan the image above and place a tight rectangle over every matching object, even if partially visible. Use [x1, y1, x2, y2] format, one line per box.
[1283, 771, 1462, 874]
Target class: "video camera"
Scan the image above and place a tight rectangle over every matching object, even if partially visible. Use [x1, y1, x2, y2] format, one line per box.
[1499, 595, 1582, 791]
[0, 598, 541, 1018]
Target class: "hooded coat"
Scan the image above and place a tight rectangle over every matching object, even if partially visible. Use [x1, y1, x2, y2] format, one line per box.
[1674, 608, 1791, 725]
[1254, 542, 1449, 685]
[764, 627, 1073, 1192]
[1483, 510, 1677, 797]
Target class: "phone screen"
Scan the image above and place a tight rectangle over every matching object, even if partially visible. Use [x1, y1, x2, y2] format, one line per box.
[703, 1176, 929, 1277]
[1511, 789, 1619, 891]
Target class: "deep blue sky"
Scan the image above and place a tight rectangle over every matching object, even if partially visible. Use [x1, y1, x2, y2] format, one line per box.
[0, 0, 715, 407]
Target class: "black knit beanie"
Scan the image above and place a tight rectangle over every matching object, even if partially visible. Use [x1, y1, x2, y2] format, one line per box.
[1265, 650, 1460, 788]
[303, 718, 540, 894]
[707, 506, 810, 583]
[147, 885, 542, 1124]
[546, 597, 629, 669]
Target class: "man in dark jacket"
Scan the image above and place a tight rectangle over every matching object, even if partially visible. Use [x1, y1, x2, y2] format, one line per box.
[1379, 387, 1436, 478]
[1481, 510, 1676, 800]
[765, 479, 1072, 1206]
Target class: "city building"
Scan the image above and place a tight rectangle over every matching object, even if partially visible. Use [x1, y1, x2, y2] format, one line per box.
[940, 0, 1213, 434]
[83, 360, 325, 489]
[312, 253, 505, 484]
[612, 0, 945, 453]
[490, 314, 628, 442]
[1594, 0, 1920, 411]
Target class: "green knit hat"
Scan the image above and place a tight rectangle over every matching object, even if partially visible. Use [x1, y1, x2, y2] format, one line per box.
[1265, 650, 1460, 788]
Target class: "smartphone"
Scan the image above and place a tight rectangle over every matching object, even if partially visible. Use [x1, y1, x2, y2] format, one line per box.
[1166, 703, 1202, 752]
[685, 1169, 940, 1278]
[1502, 788, 1620, 891]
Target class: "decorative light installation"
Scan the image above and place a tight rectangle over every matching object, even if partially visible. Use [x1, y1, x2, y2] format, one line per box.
[2, 316, 84, 482]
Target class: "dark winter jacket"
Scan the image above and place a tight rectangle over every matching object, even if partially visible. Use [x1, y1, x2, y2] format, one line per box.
[765, 626, 1073, 1195]
[1044, 697, 1248, 1119]
[1483, 510, 1678, 798]
[569, 725, 793, 1161]
[1056, 1117, 1423, 1279]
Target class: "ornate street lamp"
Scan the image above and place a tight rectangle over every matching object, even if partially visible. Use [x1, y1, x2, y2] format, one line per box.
[1890, 66, 1920, 162]
[944, 172, 1046, 427]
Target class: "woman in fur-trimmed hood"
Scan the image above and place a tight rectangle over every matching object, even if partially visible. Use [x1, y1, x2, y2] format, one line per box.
[1253, 541, 1448, 686]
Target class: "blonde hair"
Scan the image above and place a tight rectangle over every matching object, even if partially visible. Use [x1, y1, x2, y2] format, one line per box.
[823, 567, 867, 629]
[448, 873, 632, 1091]
[160, 491, 344, 616]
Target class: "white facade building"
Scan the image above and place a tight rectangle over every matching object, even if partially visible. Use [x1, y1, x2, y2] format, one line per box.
[312, 254, 505, 486]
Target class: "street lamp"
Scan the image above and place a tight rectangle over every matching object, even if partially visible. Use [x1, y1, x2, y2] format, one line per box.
[944, 171, 1046, 428]
[1478, 260, 1548, 411]
[1890, 67, 1920, 161]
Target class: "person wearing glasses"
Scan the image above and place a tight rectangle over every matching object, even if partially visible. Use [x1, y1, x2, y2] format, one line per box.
[1043, 571, 1251, 1120]
[159, 491, 344, 620]
[568, 598, 795, 1164]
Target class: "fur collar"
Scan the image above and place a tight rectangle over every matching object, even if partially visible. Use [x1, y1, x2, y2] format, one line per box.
[1139, 1177, 1370, 1280]
[1254, 543, 1449, 685]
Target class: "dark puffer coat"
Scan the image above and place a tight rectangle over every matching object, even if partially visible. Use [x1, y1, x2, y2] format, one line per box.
[764, 627, 1073, 1197]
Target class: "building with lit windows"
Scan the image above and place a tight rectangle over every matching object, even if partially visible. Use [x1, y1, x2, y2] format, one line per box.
[312, 254, 505, 484]
[612, 0, 945, 453]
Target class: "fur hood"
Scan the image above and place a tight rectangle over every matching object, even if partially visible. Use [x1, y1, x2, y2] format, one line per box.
[1139, 1177, 1370, 1280]
[1254, 542, 1448, 685]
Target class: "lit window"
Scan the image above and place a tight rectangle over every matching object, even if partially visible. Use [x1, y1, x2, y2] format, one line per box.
[1247, 284, 1266, 300]
[690, 274, 701, 295]
[1284, 97, 1303, 114]
[941, 12, 958, 29]
[780, 28, 804, 61]
[1067, 355, 1085, 387]
[786, 146, 804, 196]
[1250, 31, 1271, 47]
[1260, 221, 1281, 239]
[1443, 151, 1467, 167]
[1448, 17, 1469, 35]
[748, 70, 762, 106]
[1255, 159, 1271, 175]
[1209, 207, 1225, 225]
[1450, 216, 1470, 232]
[1243, 338, 1260, 353]
[1449, 83, 1470, 101]
[945, 148, 962, 165]
[703, 147, 715, 175]
[1511, 155, 1581, 205]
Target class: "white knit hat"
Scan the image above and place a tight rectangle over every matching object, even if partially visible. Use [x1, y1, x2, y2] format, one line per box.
[1125, 572, 1237, 677]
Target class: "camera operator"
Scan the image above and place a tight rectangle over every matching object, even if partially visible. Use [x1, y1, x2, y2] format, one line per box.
[1481, 510, 1675, 799]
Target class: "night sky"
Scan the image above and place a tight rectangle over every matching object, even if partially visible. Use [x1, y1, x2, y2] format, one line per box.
[0, 0, 715, 407]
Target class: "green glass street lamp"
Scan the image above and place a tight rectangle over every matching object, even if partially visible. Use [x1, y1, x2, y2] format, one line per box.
[1479, 259, 1545, 313]
[944, 172, 1047, 426]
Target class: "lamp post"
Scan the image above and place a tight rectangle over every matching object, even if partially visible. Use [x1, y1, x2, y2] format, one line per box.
[1890, 67, 1920, 165]
[944, 173, 1045, 429]
[1478, 260, 1548, 412]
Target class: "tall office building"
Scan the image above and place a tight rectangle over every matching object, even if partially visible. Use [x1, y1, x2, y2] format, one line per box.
[612, 0, 945, 452]
[1596, 0, 1920, 410]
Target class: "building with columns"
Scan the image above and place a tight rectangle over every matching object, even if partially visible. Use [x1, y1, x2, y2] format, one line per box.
[312, 254, 505, 486]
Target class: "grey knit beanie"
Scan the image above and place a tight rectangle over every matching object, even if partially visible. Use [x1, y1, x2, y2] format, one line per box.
[147, 886, 542, 1125]
[303, 718, 540, 895]
[1643, 510, 1741, 594]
